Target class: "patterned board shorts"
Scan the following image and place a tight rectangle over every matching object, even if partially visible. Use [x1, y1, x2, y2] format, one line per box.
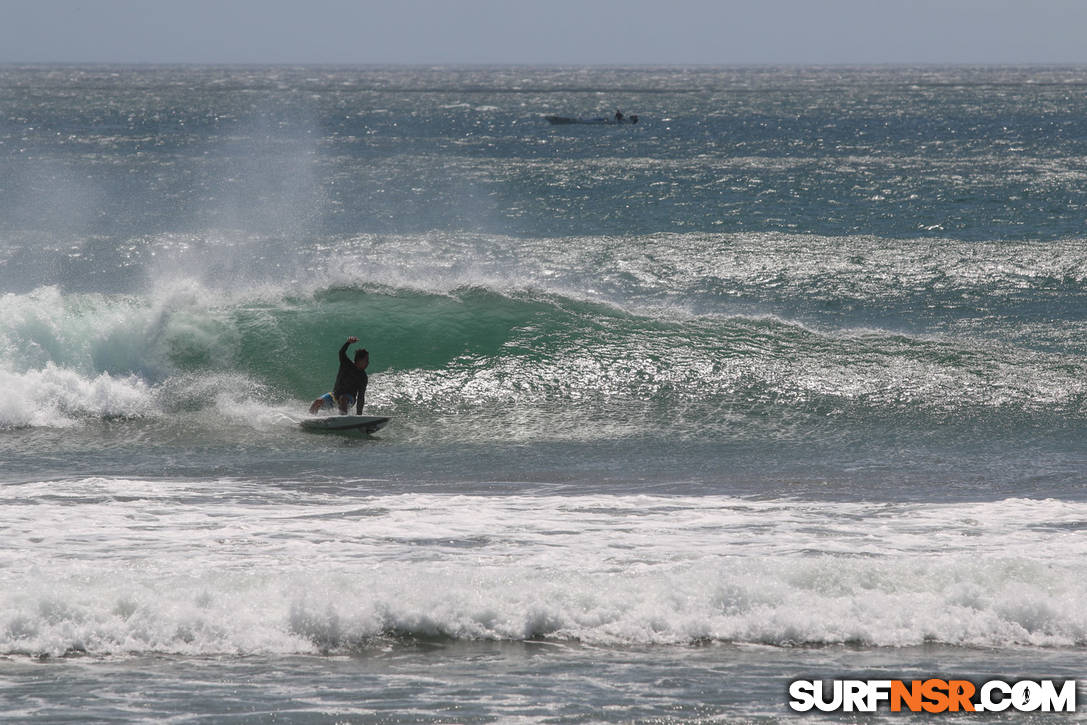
[315, 392, 356, 411]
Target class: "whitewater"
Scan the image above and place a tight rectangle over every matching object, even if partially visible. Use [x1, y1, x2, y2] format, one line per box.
[1, 66, 1085, 722]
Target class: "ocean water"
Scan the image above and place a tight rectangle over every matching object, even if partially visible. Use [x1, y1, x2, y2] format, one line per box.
[1, 65, 1085, 722]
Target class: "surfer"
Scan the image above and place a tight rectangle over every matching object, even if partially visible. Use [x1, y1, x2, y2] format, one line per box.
[308, 336, 368, 415]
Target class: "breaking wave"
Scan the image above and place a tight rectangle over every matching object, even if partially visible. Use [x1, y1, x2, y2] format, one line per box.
[2, 271, 1085, 437]
[2, 489, 1084, 657]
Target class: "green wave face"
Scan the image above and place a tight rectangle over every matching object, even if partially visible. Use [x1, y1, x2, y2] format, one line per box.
[5, 281, 1081, 442]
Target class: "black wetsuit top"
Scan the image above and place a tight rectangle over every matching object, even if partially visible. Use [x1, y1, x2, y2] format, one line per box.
[333, 341, 368, 410]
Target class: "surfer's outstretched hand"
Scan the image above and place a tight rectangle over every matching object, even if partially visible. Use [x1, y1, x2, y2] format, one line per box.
[347, 336, 359, 343]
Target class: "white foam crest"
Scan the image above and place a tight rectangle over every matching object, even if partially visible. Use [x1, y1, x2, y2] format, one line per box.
[0, 281, 290, 371]
[2, 550, 1083, 657]
[0, 283, 202, 381]
[0, 364, 153, 427]
[0, 286, 143, 374]
[0, 283, 217, 425]
[0, 282, 286, 425]
[2, 490, 1084, 655]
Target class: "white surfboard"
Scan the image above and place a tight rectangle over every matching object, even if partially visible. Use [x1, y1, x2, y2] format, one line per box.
[299, 415, 390, 433]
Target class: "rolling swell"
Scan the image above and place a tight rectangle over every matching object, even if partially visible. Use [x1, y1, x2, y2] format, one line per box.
[1, 280, 1084, 437]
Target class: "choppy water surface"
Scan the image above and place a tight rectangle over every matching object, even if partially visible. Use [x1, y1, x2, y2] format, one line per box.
[1, 65, 1085, 722]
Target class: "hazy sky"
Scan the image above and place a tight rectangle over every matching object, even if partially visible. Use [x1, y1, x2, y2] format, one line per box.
[3, 0, 1087, 65]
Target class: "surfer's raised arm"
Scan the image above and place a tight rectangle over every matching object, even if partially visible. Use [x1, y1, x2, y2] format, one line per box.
[309, 336, 369, 416]
[339, 336, 359, 366]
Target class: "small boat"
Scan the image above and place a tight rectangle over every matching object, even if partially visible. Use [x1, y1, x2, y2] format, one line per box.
[545, 114, 639, 125]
